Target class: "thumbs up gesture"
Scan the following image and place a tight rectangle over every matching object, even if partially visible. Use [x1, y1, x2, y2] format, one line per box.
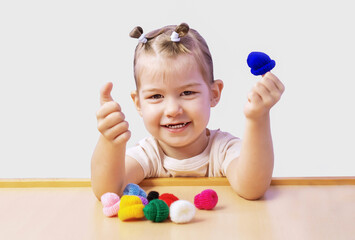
[96, 82, 131, 145]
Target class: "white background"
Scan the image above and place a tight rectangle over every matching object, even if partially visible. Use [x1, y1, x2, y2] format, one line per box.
[1, 0, 354, 178]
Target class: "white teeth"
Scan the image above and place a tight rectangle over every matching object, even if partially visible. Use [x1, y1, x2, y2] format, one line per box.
[166, 122, 188, 129]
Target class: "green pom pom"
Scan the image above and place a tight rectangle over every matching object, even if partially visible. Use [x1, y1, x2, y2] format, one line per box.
[143, 199, 169, 222]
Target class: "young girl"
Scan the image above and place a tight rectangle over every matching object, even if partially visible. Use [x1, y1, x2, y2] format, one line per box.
[91, 23, 285, 201]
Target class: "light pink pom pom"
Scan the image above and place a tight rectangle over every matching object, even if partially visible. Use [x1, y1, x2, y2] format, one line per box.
[101, 192, 121, 217]
[101, 192, 120, 207]
[103, 201, 120, 217]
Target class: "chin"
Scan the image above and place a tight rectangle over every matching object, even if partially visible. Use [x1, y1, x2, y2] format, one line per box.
[157, 135, 193, 148]
[160, 138, 189, 147]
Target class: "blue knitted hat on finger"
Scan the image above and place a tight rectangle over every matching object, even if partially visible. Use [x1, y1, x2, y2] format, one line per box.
[247, 51, 276, 76]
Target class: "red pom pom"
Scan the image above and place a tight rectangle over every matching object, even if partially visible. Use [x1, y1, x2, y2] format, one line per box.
[194, 189, 218, 210]
[159, 193, 179, 207]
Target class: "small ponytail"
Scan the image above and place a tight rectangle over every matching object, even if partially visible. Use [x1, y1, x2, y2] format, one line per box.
[171, 23, 189, 42]
[174, 23, 189, 38]
[129, 26, 147, 43]
[129, 26, 143, 38]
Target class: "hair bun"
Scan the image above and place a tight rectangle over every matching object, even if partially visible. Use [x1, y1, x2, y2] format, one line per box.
[129, 26, 144, 39]
[175, 23, 189, 37]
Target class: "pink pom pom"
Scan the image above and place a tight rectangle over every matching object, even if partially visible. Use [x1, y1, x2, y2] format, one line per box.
[194, 189, 218, 210]
[101, 192, 120, 207]
[103, 201, 120, 217]
[101, 192, 121, 217]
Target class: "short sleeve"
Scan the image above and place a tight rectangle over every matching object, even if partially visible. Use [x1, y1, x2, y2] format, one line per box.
[209, 129, 242, 176]
[220, 137, 242, 176]
[126, 144, 150, 178]
[126, 137, 167, 178]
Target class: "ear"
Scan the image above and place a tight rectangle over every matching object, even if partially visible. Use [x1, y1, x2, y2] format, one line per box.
[131, 90, 143, 117]
[210, 79, 224, 107]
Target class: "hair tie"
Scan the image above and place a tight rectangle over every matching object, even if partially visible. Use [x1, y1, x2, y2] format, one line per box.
[170, 31, 180, 42]
[138, 33, 147, 43]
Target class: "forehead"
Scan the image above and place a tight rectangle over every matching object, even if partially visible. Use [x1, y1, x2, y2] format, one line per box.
[136, 54, 206, 88]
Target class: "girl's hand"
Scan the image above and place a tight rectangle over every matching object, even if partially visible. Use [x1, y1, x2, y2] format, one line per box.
[244, 72, 285, 120]
[96, 82, 131, 145]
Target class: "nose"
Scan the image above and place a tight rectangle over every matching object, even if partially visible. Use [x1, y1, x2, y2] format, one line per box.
[164, 97, 183, 118]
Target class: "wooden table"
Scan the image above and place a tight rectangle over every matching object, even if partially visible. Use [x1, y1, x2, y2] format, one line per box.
[0, 178, 354, 240]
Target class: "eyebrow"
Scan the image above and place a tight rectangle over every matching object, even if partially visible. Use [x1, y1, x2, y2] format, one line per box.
[142, 83, 203, 93]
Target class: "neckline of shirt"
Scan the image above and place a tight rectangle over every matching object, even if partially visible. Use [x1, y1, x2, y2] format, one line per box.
[163, 129, 217, 171]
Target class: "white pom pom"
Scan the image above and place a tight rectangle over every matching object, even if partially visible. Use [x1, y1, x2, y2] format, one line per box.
[170, 200, 196, 224]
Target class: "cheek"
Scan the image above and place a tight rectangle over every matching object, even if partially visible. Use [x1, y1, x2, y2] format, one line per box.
[141, 104, 161, 125]
[186, 99, 211, 119]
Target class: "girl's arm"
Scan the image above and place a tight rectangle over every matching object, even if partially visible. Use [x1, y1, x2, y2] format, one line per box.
[91, 82, 144, 200]
[227, 114, 274, 200]
[91, 136, 127, 199]
[226, 72, 284, 200]
[91, 136, 145, 200]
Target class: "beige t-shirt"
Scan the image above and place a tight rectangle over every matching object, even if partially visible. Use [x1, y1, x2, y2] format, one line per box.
[126, 129, 242, 178]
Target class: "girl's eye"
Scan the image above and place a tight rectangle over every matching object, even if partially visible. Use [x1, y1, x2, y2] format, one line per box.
[181, 91, 195, 96]
[149, 94, 163, 99]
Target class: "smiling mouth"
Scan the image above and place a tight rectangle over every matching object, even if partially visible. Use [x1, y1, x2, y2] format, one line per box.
[164, 122, 191, 129]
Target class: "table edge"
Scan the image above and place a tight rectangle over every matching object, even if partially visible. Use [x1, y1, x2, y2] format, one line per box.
[0, 177, 355, 188]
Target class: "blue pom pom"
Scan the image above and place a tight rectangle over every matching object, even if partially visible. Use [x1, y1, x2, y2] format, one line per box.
[123, 183, 147, 198]
[247, 52, 276, 76]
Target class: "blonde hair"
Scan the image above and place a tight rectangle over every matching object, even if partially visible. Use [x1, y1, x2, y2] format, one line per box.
[129, 23, 214, 88]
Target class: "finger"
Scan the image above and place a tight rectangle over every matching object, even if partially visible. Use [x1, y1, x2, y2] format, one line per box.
[262, 71, 274, 78]
[263, 72, 285, 93]
[113, 130, 131, 145]
[100, 82, 114, 106]
[256, 82, 279, 108]
[105, 121, 130, 142]
[273, 77, 285, 93]
[261, 70, 272, 78]
[96, 101, 121, 119]
[97, 111, 125, 133]
[248, 90, 262, 104]
[261, 77, 279, 95]
[255, 82, 271, 100]
[262, 77, 284, 103]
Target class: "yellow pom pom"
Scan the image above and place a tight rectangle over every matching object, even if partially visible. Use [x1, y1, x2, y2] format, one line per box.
[118, 195, 145, 221]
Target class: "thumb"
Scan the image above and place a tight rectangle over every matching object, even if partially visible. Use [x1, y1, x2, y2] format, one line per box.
[100, 82, 114, 105]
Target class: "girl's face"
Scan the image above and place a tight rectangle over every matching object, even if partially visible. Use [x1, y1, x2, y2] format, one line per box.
[131, 54, 223, 159]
